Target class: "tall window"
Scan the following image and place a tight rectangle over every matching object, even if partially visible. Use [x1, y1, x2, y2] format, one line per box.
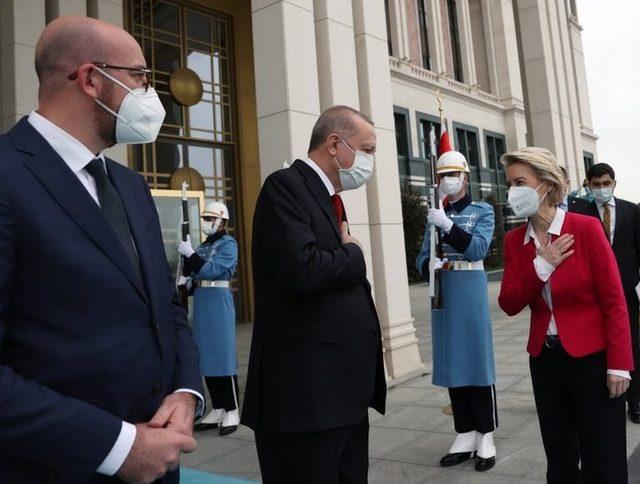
[447, 0, 463, 82]
[384, 0, 393, 56]
[485, 133, 506, 170]
[128, 0, 236, 213]
[455, 126, 480, 167]
[416, 0, 431, 69]
[394, 112, 410, 158]
[583, 151, 594, 174]
[418, 116, 440, 159]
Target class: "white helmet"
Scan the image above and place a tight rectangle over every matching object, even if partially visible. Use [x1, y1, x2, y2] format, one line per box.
[436, 151, 469, 174]
[201, 201, 229, 220]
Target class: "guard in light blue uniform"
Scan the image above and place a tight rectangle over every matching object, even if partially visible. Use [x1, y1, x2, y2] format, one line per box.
[178, 201, 240, 436]
[416, 151, 497, 472]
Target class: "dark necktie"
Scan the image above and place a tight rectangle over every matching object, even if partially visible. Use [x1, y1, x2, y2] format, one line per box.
[85, 159, 143, 284]
[602, 203, 611, 243]
[331, 194, 344, 227]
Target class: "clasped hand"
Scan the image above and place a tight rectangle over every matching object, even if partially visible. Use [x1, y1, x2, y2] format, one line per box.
[116, 393, 197, 483]
[537, 233, 574, 267]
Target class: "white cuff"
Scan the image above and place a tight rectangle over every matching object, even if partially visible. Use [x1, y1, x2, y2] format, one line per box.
[96, 421, 136, 476]
[442, 218, 454, 233]
[607, 369, 631, 380]
[533, 255, 555, 282]
[174, 388, 206, 418]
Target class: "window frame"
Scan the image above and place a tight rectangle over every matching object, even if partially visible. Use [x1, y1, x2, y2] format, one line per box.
[416, 0, 431, 70]
[446, 0, 463, 82]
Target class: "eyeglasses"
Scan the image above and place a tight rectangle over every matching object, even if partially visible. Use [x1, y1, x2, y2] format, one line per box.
[68, 62, 153, 92]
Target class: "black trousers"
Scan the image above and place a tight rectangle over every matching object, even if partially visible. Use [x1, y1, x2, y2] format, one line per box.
[448, 385, 498, 434]
[204, 375, 239, 411]
[255, 417, 369, 484]
[626, 290, 640, 404]
[530, 346, 627, 484]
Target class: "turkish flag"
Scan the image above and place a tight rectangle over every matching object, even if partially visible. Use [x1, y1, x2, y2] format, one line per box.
[438, 123, 453, 156]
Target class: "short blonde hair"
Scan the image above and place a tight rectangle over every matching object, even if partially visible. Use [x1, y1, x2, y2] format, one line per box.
[500, 147, 566, 206]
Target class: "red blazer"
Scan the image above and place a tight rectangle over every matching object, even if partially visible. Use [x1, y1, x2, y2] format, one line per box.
[499, 212, 633, 370]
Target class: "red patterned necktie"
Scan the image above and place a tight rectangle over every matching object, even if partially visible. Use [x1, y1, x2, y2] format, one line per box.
[330, 194, 344, 227]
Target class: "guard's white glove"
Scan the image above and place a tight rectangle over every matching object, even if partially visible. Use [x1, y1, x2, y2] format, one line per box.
[177, 275, 192, 289]
[429, 257, 448, 273]
[178, 234, 195, 258]
[428, 208, 454, 233]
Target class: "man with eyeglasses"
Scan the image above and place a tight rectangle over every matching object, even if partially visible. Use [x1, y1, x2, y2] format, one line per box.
[0, 15, 204, 483]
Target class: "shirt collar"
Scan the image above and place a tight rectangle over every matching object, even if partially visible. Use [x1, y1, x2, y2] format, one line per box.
[303, 156, 336, 196]
[596, 197, 616, 208]
[28, 110, 106, 173]
[447, 193, 471, 212]
[524, 207, 566, 245]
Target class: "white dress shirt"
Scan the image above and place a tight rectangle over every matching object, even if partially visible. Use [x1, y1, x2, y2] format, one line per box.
[596, 197, 616, 245]
[303, 156, 336, 196]
[27, 111, 204, 475]
[525, 207, 629, 379]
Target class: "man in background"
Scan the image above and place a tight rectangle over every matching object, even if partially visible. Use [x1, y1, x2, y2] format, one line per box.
[573, 163, 640, 422]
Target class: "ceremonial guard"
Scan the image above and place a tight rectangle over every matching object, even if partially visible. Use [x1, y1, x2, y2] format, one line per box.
[416, 151, 498, 472]
[178, 201, 240, 436]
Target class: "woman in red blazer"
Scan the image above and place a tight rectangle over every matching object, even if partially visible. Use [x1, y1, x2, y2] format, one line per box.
[498, 147, 632, 484]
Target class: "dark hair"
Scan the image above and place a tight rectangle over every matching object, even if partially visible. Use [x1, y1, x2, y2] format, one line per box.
[587, 163, 615, 181]
[308, 105, 374, 152]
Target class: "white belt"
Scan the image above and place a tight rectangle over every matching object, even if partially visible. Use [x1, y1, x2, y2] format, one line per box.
[447, 260, 484, 271]
[197, 280, 230, 288]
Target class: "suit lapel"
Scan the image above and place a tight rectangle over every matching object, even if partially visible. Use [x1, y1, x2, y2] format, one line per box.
[612, 198, 624, 248]
[107, 161, 156, 307]
[12, 119, 148, 304]
[292, 160, 340, 239]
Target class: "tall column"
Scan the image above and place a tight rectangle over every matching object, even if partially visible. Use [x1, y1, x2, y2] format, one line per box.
[45, 0, 86, 22]
[252, 0, 320, 179]
[87, 0, 127, 164]
[425, 0, 446, 74]
[480, 0, 499, 95]
[313, 0, 375, 292]
[86, 0, 123, 26]
[388, 0, 410, 60]
[352, 0, 424, 382]
[514, 1, 564, 155]
[1, 0, 45, 132]
[455, 0, 477, 86]
[490, 0, 526, 150]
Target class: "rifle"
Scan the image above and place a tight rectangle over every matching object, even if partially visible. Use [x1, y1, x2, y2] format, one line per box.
[428, 124, 444, 310]
[176, 181, 190, 308]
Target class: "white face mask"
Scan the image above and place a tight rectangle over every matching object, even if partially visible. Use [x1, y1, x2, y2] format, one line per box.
[592, 186, 614, 204]
[508, 184, 547, 218]
[440, 174, 464, 196]
[335, 138, 374, 191]
[94, 67, 166, 145]
[202, 218, 222, 236]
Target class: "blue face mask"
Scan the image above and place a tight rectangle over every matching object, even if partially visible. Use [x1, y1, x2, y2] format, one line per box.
[592, 187, 614, 204]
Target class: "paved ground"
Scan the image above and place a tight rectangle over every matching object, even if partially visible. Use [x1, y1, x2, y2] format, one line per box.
[182, 281, 640, 483]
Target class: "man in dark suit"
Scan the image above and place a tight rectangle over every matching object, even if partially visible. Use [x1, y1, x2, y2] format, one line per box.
[242, 105, 386, 483]
[0, 16, 204, 483]
[572, 163, 640, 422]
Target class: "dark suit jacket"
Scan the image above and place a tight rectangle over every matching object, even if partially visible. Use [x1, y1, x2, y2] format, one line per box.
[241, 159, 386, 433]
[571, 197, 640, 296]
[566, 195, 593, 214]
[0, 118, 203, 483]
